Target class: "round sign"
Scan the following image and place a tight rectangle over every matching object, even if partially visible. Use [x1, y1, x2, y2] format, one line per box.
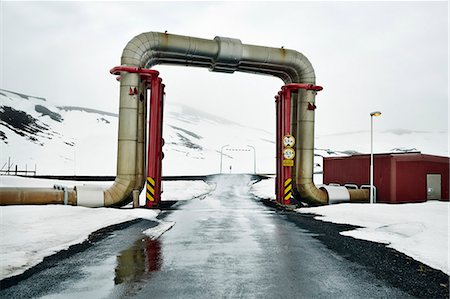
[283, 148, 295, 160]
[283, 135, 295, 147]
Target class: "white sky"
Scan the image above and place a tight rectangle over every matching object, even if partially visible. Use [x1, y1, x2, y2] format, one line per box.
[1, 1, 448, 138]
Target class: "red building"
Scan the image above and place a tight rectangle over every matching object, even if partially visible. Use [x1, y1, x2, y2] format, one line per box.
[323, 153, 449, 203]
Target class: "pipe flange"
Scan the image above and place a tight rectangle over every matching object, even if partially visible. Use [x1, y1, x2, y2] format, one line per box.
[210, 36, 243, 73]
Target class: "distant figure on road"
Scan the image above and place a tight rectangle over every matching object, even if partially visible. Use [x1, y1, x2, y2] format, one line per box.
[229, 165, 232, 174]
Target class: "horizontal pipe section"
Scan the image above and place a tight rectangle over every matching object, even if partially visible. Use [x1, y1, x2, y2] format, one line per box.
[349, 189, 370, 202]
[0, 188, 76, 205]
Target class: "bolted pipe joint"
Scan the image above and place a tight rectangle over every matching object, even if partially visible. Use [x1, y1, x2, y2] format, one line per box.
[210, 37, 243, 73]
[54, 184, 69, 205]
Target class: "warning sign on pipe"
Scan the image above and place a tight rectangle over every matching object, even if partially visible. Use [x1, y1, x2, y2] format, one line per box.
[283, 135, 295, 147]
[283, 148, 295, 160]
[283, 160, 294, 167]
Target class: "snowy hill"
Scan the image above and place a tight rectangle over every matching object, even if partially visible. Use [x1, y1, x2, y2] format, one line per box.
[0, 89, 276, 176]
[1, 88, 447, 178]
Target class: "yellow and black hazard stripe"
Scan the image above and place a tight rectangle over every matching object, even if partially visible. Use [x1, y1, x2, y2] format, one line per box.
[284, 178, 292, 203]
[146, 177, 155, 202]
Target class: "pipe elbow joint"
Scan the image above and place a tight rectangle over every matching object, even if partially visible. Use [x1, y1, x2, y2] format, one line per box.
[104, 177, 136, 207]
[296, 182, 329, 206]
[121, 32, 161, 67]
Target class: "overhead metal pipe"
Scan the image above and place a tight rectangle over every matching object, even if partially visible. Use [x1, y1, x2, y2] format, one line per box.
[1, 31, 365, 206]
[117, 32, 332, 205]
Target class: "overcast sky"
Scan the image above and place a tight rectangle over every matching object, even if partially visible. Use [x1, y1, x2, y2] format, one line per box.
[1, 1, 448, 139]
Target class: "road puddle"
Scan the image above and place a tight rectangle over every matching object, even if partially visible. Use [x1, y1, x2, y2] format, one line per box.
[114, 237, 162, 284]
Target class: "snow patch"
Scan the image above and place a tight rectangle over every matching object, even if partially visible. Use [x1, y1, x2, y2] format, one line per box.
[297, 202, 450, 275]
[249, 176, 275, 200]
[143, 221, 175, 240]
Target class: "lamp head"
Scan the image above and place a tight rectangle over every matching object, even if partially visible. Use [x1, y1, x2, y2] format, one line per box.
[370, 111, 382, 117]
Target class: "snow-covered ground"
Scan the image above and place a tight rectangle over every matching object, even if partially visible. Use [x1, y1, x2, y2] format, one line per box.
[0, 176, 213, 280]
[297, 202, 450, 275]
[0, 205, 159, 280]
[250, 178, 450, 275]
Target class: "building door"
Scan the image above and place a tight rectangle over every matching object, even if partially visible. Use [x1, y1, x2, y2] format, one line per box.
[427, 174, 441, 200]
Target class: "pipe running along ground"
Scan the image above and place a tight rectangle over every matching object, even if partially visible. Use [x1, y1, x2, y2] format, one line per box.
[0, 32, 368, 206]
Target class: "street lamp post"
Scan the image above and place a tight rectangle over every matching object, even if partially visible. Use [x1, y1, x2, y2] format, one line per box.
[220, 144, 229, 174]
[247, 145, 256, 174]
[370, 111, 382, 204]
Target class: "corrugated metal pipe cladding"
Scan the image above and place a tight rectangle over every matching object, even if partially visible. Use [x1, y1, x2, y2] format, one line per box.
[0, 31, 367, 206]
[349, 189, 371, 202]
[0, 188, 77, 205]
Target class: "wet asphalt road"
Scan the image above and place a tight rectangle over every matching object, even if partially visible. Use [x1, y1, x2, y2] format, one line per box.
[123, 175, 412, 299]
[1, 175, 424, 298]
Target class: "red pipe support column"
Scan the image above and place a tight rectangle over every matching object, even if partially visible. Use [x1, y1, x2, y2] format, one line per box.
[146, 77, 163, 208]
[281, 86, 293, 205]
[154, 79, 164, 206]
[275, 89, 293, 205]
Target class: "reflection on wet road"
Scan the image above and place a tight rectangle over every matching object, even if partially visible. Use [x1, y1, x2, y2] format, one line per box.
[114, 238, 162, 285]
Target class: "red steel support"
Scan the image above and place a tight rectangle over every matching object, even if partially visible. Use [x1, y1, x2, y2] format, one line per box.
[280, 86, 292, 205]
[146, 77, 163, 208]
[275, 83, 323, 205]
[276, 88, 291, 205]
[110, 66, 159, 78]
